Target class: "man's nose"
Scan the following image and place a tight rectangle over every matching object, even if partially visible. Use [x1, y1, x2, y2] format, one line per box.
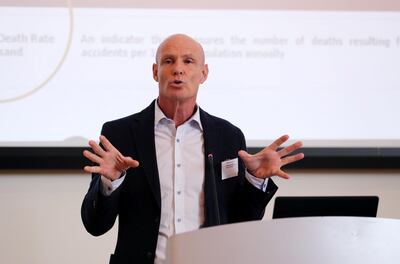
[173, 69, 183, 75]
[172, 62, 184, 75]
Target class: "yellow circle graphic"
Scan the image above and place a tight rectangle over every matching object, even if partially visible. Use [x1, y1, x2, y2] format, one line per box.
[0, 1, 74, 103]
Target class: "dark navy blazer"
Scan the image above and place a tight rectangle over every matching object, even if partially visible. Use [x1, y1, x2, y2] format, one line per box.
[81, 100, 278, 264]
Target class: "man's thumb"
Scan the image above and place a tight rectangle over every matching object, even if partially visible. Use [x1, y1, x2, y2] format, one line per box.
[238, 150, 250, 161]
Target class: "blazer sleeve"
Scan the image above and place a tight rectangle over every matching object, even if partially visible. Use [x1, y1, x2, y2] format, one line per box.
[229, 129, 278, 223]
[81, 122, 123, 236]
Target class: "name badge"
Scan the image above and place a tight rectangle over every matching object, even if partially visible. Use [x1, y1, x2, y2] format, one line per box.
[221, 158, 239, 180]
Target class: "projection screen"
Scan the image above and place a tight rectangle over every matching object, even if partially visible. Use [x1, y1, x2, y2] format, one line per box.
[1, 0, 400, 149]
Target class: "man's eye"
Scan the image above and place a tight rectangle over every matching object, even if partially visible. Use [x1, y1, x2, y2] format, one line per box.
[185, 59, 193, 64]
[164, 59, 173, 64]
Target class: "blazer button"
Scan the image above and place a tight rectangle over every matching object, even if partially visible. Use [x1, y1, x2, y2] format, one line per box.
[154, 217, 159, 223]
[147, 251, 153, 259]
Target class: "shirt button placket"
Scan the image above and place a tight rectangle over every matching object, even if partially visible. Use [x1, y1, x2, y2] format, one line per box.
[174, 127, 184, 233]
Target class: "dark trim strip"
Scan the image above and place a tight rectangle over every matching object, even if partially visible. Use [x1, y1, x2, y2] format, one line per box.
[0, 147, 399, 169]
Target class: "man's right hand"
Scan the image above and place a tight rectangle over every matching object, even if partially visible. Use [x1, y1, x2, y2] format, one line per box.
[83, 135, 139, 181]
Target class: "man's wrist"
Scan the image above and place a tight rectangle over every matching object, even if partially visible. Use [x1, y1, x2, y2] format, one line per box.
[245, 170, 269, 192]
[100, 170, 126, 196]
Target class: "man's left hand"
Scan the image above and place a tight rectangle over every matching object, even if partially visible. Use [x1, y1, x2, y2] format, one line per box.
[238, 135, 304, 179]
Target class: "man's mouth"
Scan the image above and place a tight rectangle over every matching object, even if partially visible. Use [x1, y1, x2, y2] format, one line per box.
[170, 80, 184, 87]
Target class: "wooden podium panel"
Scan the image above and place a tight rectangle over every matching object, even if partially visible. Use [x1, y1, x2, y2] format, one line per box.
[166, 217, 400, 264]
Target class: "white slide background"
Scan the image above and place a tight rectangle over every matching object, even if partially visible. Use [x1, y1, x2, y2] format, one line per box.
[1, 6, 400, 147]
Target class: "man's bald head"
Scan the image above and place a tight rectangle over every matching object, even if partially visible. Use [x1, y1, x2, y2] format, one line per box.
[152, 33, 209, 109]
[155, 34, 206, 65]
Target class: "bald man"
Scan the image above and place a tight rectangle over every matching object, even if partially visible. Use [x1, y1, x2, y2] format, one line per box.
[81, 34, 304, 264]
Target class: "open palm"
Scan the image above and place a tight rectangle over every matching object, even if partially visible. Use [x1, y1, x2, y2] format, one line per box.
[238, 135, 304, 179]
[83, 135, 139, 181]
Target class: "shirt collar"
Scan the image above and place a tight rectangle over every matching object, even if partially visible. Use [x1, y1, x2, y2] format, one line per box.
[154, 99, 203, 131]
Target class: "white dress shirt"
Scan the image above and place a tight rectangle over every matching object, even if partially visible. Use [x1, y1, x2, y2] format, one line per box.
[153, 102, 205, 263]
[100, 102, 269, 263]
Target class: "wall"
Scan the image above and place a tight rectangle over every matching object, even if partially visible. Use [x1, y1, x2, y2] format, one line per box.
[0, 169, 399, 263]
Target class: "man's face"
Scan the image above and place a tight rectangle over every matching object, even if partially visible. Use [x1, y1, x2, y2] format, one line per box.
[152, 35, 208, 104]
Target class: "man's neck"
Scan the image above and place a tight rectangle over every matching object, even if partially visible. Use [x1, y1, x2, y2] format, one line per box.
[157, 98, 197, 127]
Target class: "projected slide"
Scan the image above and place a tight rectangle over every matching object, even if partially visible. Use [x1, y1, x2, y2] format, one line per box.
[1, 2, 400, 147]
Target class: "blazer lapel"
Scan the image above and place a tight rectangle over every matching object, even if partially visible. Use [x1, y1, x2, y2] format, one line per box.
[130, 100, 161, 209]
[200, 108, 221, 227]
[200, 109, 218, 158]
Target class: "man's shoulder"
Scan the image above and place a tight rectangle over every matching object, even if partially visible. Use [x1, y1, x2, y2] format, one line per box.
[102, 101, 155, 129]
[199, 108, 243, 136]
[103, 113, 138, 128]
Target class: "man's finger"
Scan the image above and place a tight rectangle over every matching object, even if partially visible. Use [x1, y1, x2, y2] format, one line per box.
[124, 157, 140, 168]
[84, 165, 102, 174]
[89, 140, 106, 157]
[278, 141, 303, 157]
[281, 153, 305, 166]
[269, 134, 289, 150]
[100, 135, 117, 152]
[83, 150, 102, 164]
[276, 169, 290, 179]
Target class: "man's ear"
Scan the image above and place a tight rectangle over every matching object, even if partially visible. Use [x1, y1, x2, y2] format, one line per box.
[200, 64, 209, 84]
[152, 63, 159, 82]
